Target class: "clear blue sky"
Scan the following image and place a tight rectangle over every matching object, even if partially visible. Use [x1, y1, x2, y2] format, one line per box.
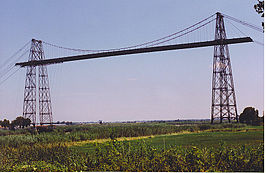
[0, 0, 263, 122]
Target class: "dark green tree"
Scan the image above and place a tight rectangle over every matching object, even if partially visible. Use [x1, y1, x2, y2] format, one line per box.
[1, 119, 10, 128]
[239, 107, 260, 125]
[10, 120, 16, 130]
[13, 116, 23, 128]
[254, 0, 264, 29]
[12, 116, 31, 128]
[24, 118, 31, 127]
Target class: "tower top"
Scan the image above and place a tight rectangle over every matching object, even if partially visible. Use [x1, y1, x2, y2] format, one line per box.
[216, 12, 223, 17]
[31, 38, 42, 43]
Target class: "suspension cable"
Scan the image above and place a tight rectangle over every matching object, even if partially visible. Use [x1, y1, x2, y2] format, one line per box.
[42, 14, 216, 53]
[148, 18, 216, 47]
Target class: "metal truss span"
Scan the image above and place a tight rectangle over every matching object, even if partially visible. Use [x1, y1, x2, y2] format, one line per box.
[16, 37, 252, 67]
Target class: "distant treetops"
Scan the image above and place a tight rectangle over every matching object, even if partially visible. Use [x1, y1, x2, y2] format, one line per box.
[0, 116, 31, 129]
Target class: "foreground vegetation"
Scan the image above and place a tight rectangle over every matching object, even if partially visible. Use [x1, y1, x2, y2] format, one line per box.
[0, 140, 263, 172]
[0, 122, 263, 171]
[0, 123, 248, 147]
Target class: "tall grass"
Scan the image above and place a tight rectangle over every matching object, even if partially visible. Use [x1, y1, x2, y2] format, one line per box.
[0, 140, 263, 172]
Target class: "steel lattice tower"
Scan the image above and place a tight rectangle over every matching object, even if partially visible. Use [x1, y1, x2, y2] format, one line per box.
[211, 13, 238, 123]
[23, 39, 53, 125]
[23, 40, 37, 125]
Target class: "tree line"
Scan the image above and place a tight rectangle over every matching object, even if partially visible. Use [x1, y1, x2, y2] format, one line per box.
[0, 106, 262, 130]
[0, 116, 31, 130]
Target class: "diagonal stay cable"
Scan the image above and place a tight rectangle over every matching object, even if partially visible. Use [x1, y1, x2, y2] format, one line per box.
[0, 48, 29, 78]
[253, 40, 264, 46]
[0, 49, 29, 79]
[222, 13, 263, 33]
[0, 41, 30, 67]
[225, 18, 263, 46]
[0, 67, 20, 87]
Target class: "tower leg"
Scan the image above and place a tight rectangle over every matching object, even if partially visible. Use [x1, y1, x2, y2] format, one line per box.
[39, 64, 53, 125]
[23, 65, 37, 126]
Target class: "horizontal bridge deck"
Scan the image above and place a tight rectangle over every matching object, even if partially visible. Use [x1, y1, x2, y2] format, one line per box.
[16, 37, 253, 67]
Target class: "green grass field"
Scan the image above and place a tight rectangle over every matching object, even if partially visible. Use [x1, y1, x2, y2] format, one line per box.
[144, 130, 263, 148]
[72, 126, 264, 152]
